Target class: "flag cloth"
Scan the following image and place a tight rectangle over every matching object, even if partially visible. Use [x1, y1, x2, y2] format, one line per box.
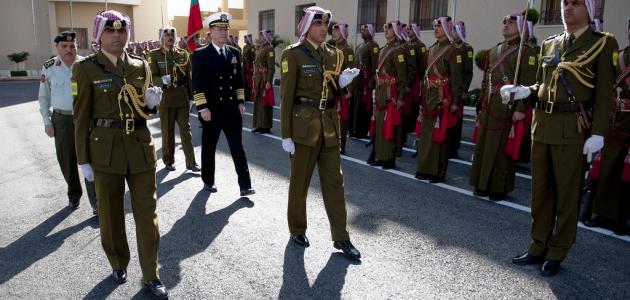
[187, 0, 202, 51]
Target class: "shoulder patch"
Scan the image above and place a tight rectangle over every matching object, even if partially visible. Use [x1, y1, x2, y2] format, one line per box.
[71, 81, 78, 96]
[456, 55, 462, 63]
[528, 56, 536, 65]
[43, 58, 55, 69]
[348, 54, 354, 62]
[268, 50, 274, 58]
[78, 54, 97, 64]
[281, 60, 289, 73]
[410, 49, 415, 56]
[467, 50, 473, 58]
[613, 50, 619, 67]
[373, 47, 378, 54]
[397, 54, 404, 63]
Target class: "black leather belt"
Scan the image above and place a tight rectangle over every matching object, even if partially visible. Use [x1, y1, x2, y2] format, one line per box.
[294, 97, 337, 110]
[52, 109, 73, 116]
[94, 118, 147, 134]
[534, 101, 588, 114]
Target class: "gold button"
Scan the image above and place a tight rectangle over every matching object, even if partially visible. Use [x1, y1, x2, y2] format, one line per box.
[219, 76, 223, 79]
[230, 86, 233, 89]
[220, 97, 223, 100]
[220, 87, 223, 90]
[94, 137, 99, 141]
[230, 76, 233, 79]
[230, 97, 233, 100]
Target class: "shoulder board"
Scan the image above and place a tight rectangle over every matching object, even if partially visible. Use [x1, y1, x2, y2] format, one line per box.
[326, 43, 339, 51]
[544, 34, 561, 41]
[285, 42, 301, 50]
[43, 58, 55, 69]
[127, 53, 145, 61]
[194, 44, 211, 52]
[227, 45, 241, 53]
[593, 31, 614, 38]
[77, 53, 97, 64]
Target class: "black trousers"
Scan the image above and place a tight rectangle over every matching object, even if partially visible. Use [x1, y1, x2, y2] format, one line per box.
[200, 104, 252, 190]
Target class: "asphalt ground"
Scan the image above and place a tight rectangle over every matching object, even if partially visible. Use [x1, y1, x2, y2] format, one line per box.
[0, 80, 629, 299]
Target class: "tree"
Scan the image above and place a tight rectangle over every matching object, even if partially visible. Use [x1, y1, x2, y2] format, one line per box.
[7, 52, 29, 71]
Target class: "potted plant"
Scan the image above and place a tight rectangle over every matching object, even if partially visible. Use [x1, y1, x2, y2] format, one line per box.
[7, 51, 29, 77]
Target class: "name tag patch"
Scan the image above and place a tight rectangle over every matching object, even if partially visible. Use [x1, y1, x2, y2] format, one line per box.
[93, 79, 112, 91]
[301, 64, 318, 74]
[456, 55, 462, 63]
[528, 56, 536, 65]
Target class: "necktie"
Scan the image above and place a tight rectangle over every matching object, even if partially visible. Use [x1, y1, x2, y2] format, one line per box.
[566, 34, 575, 49]
[316, 47, 324, 60]
[220, 48, 227, 61]
[116, 58, 124, 75]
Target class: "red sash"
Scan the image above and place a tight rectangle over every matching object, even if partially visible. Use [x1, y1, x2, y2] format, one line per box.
[262, 86, 275, 107]
[432, 106, 448, 143]
[622, 148, 630, 182]
[472, 114, 480, 144]
[504, 120, 525, 160]
[589, 152, 602, 180]
[339, 94, 350, 121]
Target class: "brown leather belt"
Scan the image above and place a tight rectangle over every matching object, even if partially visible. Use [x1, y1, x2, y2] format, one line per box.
[294, 97, 336, 110]
[94, 118, 147, 134]
[534, 101, 588, 114]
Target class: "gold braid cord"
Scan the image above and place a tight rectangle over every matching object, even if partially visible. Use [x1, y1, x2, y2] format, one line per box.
[117, 60, 152, 120]
[550, 35, 608, 100]
[320, 48, 344, 101]
[171, 49, 189, 87]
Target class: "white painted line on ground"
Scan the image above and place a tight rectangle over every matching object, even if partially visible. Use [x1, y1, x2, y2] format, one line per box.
[189, 112, 630, 243]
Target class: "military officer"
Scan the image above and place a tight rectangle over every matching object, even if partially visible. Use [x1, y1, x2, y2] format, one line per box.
[280, 6, 361, 260]
[38, 31, 97, 214]
[242, 34, 255, 103]
[584, 17, 630, 236]
[449, 21, 474, 159]
[504, 0, 618, 276]
[469, 13, 538, 201]
[148, 27, 199, 172]
[72, 10, 168, 298]
[251, 30, 275, 134]
[331, 23, 356, 154]
[192, 12, 256, 197]
[370, 20, 408, 169]
[415, 16, 464, 183]
[351, 24, 379, 139]
[405, 23, 428, 137]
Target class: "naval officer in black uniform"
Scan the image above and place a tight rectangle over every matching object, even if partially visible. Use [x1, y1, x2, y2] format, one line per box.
[192, 12, 255, 197]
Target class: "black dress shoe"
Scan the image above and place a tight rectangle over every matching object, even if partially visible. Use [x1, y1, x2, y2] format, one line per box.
[541, 259, 561, 277]
[203, 184, 217, 193]
[489, 192, 508, 201]
[240, 188, 256, 197]
[334, 240, 361, 261]
[165, 163, 176, 171]
[429, 176, 445, 183]
[340, 150, 346, 155]
[68, 198, 80, 210]
[584, 216, 604, 228]
[473, 189, 489, 197]
[111, 269, 127, 284]
[415, 172, 430, 180]
[259, 128, 271, 134]
[252, 128, 261, 133]
[143, 280, 169, 299]
[512, 251, 544, 265]
[290, 234, 310, 247]
[382, 159, 395, 170]
[187, 163, 201, 172]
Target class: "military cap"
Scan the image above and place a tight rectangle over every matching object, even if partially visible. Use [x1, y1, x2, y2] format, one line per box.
[54, 31, 76, 43]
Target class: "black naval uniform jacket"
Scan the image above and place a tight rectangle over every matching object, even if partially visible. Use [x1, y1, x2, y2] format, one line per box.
[192, 43, 246, 112]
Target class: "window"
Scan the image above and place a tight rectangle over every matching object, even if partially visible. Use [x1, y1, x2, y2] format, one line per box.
[541, 0, 604, 25]
[409, 0, 448, 30]
[295, 3, 316, 36]
[259, 9, 275, 32]
[357, 0, 387, 33]
[58, 27, 88, 49]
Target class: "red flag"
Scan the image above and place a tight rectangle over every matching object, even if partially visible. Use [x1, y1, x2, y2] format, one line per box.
[187, 0, 203, 51]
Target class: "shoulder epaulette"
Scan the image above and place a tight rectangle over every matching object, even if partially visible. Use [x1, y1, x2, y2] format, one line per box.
[594, 31, 614, 38]
[43, 58, 55, 69]
[77, 53, 97, 64]
[544, 34, 561, 41]
[127, 53, 145, 61]
[194, 44, 210, 52]
[285, 42, 301, 50]
[227, 45, 241, 54]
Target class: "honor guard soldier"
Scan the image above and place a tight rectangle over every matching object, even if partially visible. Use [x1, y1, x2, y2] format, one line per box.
[370, 20, 408, 169]
[192, 12, 256, 197]
[242, 34, 255, 102]
[504, 0, 618, 276]
[280, 6, 361, 260]
[331, 23, 356, 154]
[38, 31, 97, 214]
[584, 17, 630, 236]
[450, 21, 474, 159]
[72, 10, 168, 298]
[148, 27, 199, 172]
[415, 16, 464, 183]
[405, 23, 428, 138]
[397, 24, 417, 156]
[351, 24, 379, 139]
[469, 13, 538, 201]
[251, 30, 275, 134]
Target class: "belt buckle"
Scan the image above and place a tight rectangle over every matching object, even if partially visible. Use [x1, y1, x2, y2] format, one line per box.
[620, 99, 630, 112]
[319, 98, 327, 110]
[545, 101, 554, 114]
[125, 119, 135, 134]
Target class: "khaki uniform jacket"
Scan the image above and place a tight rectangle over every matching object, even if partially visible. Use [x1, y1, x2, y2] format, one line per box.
[336, 41, 356, 93]
[72, 51, 157, 175]
[280, 40, 344, 148]
[147, 48, 192, 108]
[424, 39, 464, 112]
[355, 40, 379, 90]
[376, 40, 408, 105]
[254, 44, 275, 90]
[408, 38, 427, 81]
[530, 29, 618, 145]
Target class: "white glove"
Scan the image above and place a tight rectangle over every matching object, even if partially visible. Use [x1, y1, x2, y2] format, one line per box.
[282, 138, 295, 154]
[339, 68, 360, 89]
[80, 164, 95, 182]
[500, 85, 531, 103]
[583, 135, 604, 162]
[144, 86, 163, 109]
[161, 75, 172, 86]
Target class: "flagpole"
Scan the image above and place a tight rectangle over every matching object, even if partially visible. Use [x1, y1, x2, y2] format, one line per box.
[70, 0, 74, 30]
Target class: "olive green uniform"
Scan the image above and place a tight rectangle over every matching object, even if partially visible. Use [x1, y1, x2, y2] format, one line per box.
[252, 44, 275, 130]
[416, 39, 464, 178]
[526, 29, 618, 261]
[449, 41, 474, 157]
[336, 40, 355, 152]
[73, 51, 161, 280]
[374, 40, 408, 162]
[351, 39, 379, 137]
[148, 48, 196, 168]
[396, 40, 417, 156]
[591, 46, 630, 224]
[470, 39, 538, 194]
[242, 42, 256, 102]
[280, 40, 349, 241]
